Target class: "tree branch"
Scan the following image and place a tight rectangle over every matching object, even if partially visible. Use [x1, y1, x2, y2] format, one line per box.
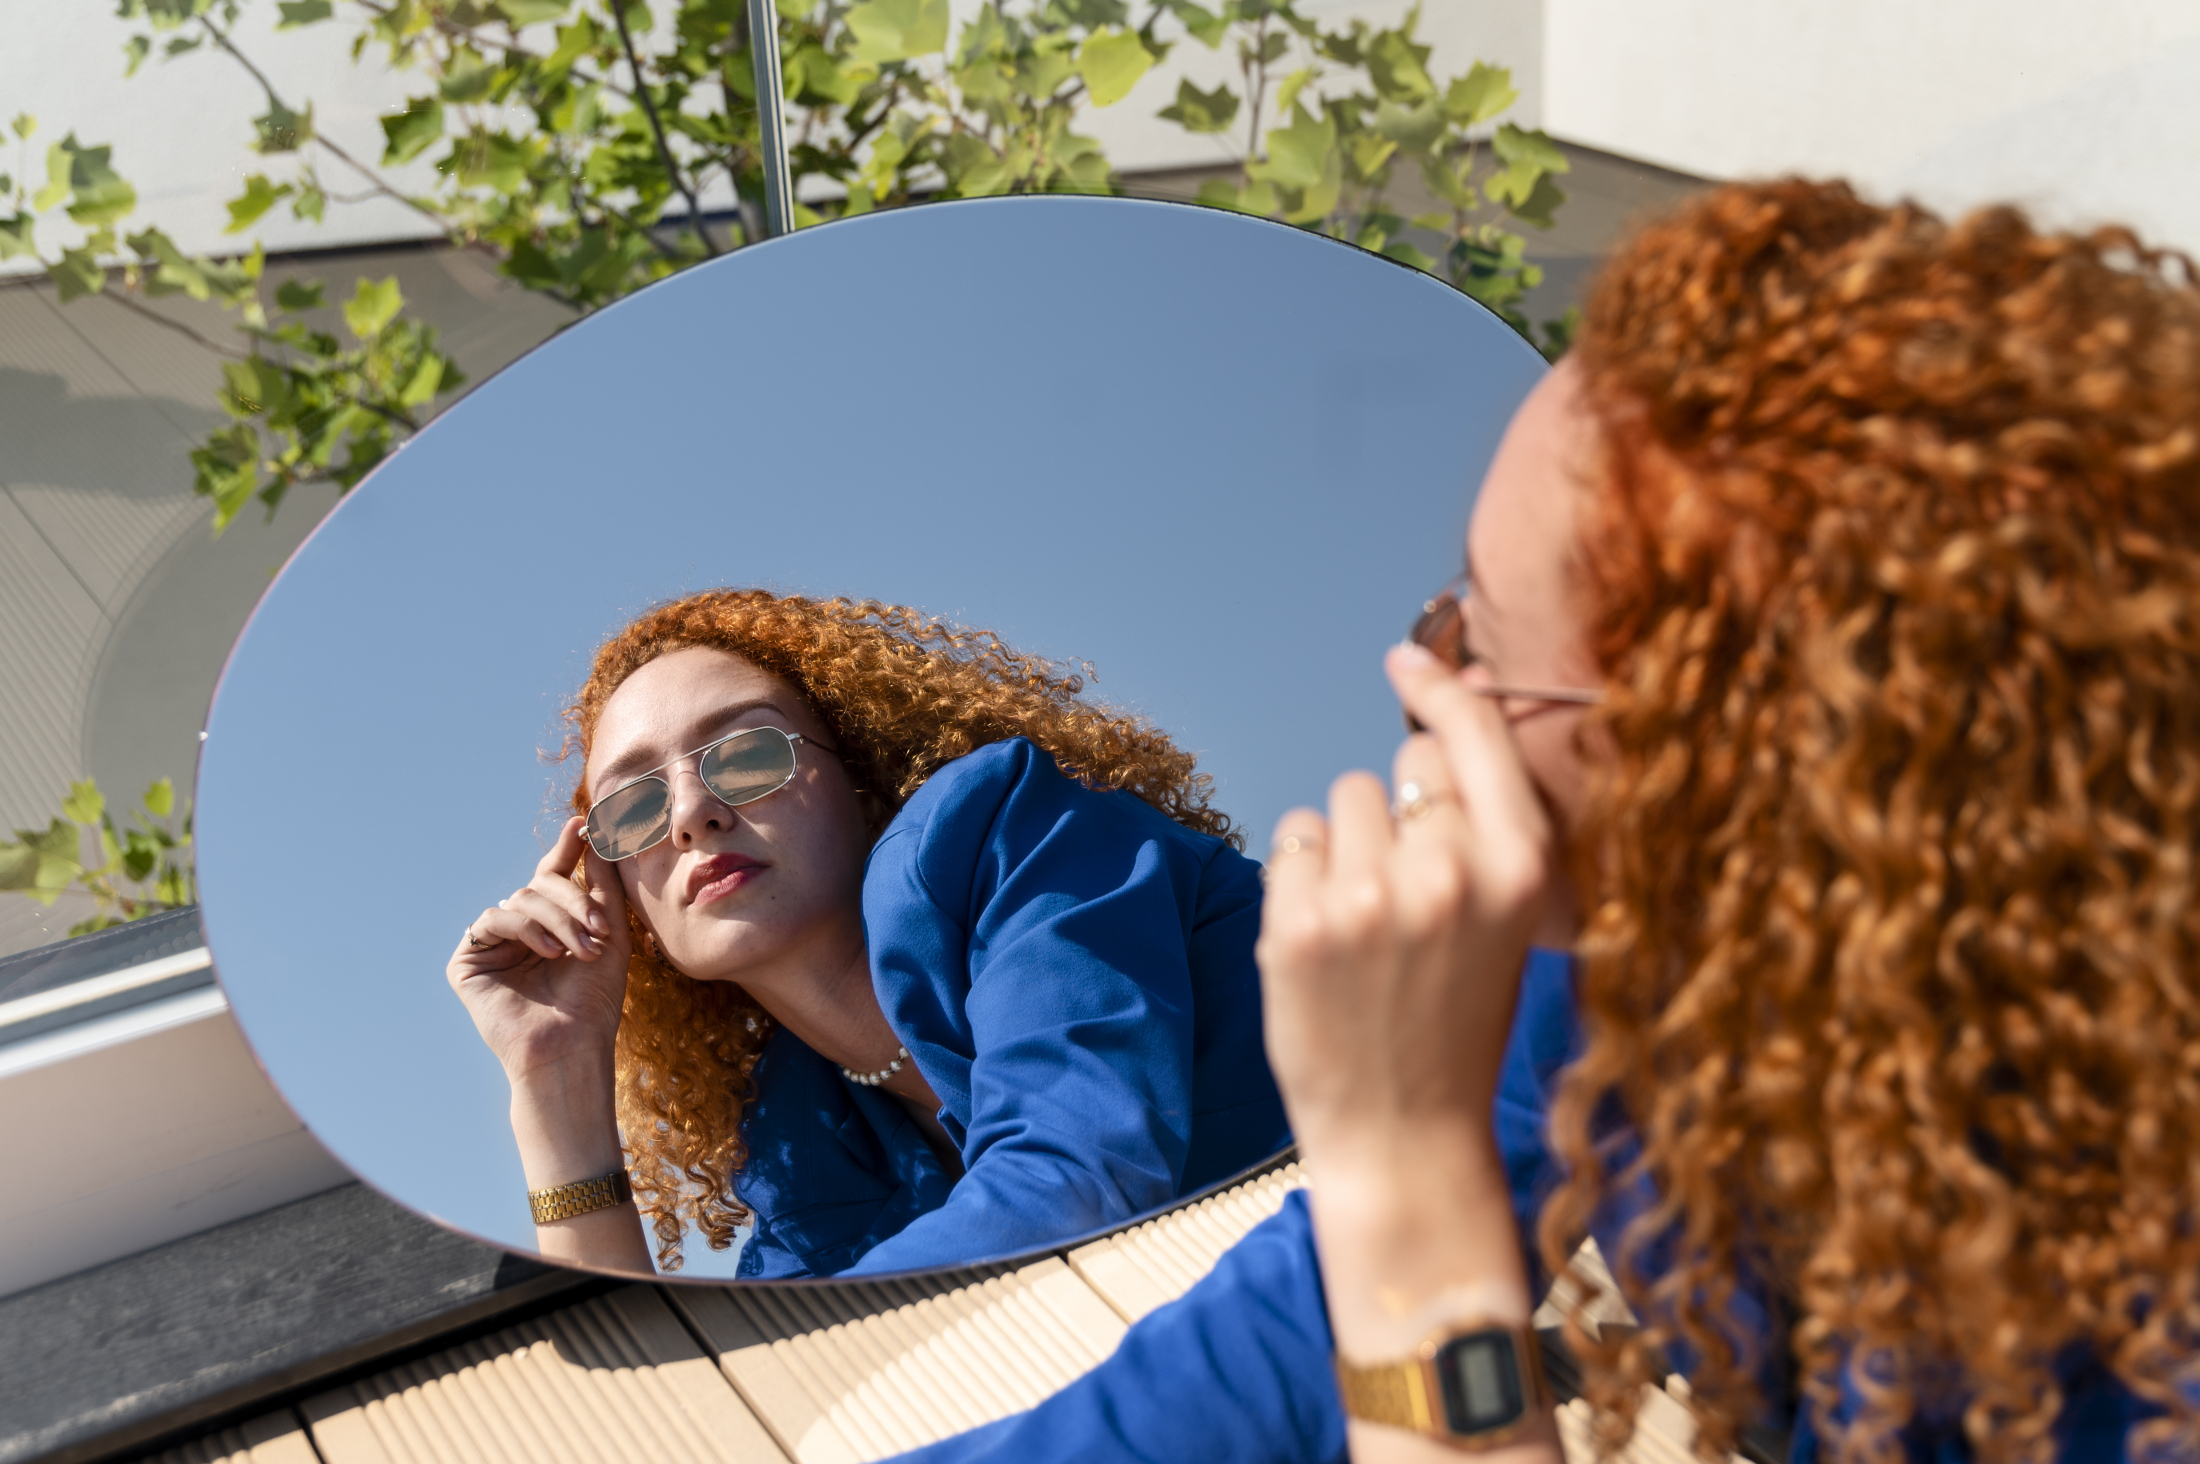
[101, 287, 250, 360]
[349, 0, 633, 99]
[199, 16, 587, 314]
[609, 0, 720, 256]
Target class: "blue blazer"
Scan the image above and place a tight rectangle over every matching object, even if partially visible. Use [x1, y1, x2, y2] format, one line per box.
[889, 950, 2161, 1464]
[729, 737, 1291, 1278]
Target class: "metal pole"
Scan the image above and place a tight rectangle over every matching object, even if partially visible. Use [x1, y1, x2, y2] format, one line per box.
[746, 0, 794, 239]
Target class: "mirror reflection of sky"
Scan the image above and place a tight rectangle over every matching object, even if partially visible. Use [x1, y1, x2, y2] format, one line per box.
[197, 197, 1546, 1278]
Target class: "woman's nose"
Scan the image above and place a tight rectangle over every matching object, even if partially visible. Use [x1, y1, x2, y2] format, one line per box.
[665, 763, 738, 846]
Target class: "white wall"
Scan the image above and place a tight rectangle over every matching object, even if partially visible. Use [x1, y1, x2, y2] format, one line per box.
[1, 0, 1539, 267]
[1546, 0, 2200, 254]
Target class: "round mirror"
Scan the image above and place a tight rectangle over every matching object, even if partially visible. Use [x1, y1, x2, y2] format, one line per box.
[196, 196, 1545, 1280]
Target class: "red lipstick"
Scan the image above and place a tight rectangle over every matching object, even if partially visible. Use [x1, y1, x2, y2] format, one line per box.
[687, 851, 765, 905]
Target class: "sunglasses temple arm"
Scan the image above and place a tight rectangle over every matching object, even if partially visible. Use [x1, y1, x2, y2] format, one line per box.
[1467, 684, 1606, 705]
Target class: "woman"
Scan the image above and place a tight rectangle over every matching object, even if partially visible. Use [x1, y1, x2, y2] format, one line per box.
[447, 590, 1288, 1277]
[896, 179, 2200, 1463]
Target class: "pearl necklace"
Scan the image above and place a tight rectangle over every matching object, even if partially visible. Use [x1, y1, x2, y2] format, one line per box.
[842, 1044, 909, 1087]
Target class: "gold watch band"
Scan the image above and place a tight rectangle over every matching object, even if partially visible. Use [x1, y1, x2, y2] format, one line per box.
[1336, 1319, 1547, 1451]
[1337, 1349, 1443, 1433]
[528, 1169, 634, 1225]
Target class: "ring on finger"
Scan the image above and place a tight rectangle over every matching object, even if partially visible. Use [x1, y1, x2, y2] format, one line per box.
[1392, 780, 1449, 822]
[1271, 833, 1324, 857]
[466, 924, 486, 949]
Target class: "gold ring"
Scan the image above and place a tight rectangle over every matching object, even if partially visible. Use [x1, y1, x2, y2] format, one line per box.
[1272, 834, 1321, 857]
[1394, 782, 1437, 821]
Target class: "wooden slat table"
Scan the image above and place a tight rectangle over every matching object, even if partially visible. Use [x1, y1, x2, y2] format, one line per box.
[132, 1159, 1729, 1464]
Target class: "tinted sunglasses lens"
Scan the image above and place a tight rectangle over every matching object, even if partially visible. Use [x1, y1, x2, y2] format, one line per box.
[700, 728, 798, 807]
[1411, 591, 1467, 670]
[587, 777, 672, 861]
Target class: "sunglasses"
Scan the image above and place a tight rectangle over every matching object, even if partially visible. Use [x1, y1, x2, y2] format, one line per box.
[1407, 577, 1603, 728]
[583, 725, 836, 861]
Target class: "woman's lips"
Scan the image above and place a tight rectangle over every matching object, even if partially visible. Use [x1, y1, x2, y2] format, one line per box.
[688, 853, 766, 905]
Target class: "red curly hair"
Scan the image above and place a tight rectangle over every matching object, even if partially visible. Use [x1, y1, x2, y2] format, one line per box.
[1537, 179, 2200, 1463]
[563, 589, 1235, 1269]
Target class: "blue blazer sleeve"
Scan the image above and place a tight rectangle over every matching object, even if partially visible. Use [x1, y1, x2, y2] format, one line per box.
[847, 739, 1219, 1274]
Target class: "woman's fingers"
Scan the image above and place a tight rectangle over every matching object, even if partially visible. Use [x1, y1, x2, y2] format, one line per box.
[580, 839, 627, 935]
[466, 904, 567, 962]
[505, 885, 603, 961]
[1385, 643, 1552, 896]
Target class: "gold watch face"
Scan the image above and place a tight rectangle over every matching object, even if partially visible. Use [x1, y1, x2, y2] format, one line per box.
[1432, 1328, 1530, 1437]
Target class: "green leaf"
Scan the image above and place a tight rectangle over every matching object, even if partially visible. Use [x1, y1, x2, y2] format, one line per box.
[291, 179, 325, 223]
[1443, 62, 1516, 125]
[1490, 168, 1565, 228]
[192, 423, 262, 531]
[1373, 97, 1444, 153]
[1164, 0, 1225, 47]
[225, 173, 291, 233]
[0, 214, 32, 261]
[275, 278, 325, 311]
[396, 351, 445, 407]
[1272, 66, 1314, 119]
[1346, 130, 1397, 180]
[143, 777, 175, 818]
[9, 113, 33, 141]
[785, 43, 860, 105]
[1490, 122, 1568, 176]
[1077, 29, 1152, 107]
[254, 99, 314, 153]
[221, 357, 290, 417]
[1381, 239, 1437, 273]
[276, 0, 333, 26]
[343, 275, 404, 338]
[1365, 27, 1434, 101]
[61, 779, 105, 826]
[446, 132, 529, 192]
[438, 52, 500, 104]
[941, 133, 1012, 197]
[49, 246, 104, 301]
[845, 0, 949, 63]
[32, 143, 68, 211]
[381, 97, 444, 164]
[124, 34, 152, 76]
[39, 135, 138, 227]
[1157, 78, 1237, 134]
[1247, 102, 1334, 191]
[495, 0, 570, 23]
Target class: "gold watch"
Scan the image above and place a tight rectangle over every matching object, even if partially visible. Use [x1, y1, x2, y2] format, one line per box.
[528, 1169, 633, 1225]
[1336, 1319, 1549, 1450]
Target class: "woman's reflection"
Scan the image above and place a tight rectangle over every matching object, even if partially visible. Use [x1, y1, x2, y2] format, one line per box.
[446, 590, 1289, 1277]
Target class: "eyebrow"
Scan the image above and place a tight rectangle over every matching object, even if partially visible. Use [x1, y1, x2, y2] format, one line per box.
[591, 696, 789, 792]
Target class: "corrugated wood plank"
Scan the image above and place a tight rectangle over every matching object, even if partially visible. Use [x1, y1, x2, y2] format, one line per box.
[1066, 1162, 1302, 1323]
[670, 1257, 1128, 1464]
[136, 1409, 318, 1464]
[301, 1286, 786, 1464]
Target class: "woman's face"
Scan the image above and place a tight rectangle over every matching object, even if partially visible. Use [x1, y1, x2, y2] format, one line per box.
[1458, 358, 1603, 838]
[584, 647, 873, 985]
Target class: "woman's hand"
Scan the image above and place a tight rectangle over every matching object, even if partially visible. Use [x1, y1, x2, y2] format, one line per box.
[447, 816, 632, 1086]
[1257, 642, 1554, 1174]
[1258, 644, 1564, 1464]
[448, 817, 654, 1274]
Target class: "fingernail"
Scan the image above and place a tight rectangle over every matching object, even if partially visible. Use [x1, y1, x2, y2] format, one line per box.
[589, 911, 609, 936]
